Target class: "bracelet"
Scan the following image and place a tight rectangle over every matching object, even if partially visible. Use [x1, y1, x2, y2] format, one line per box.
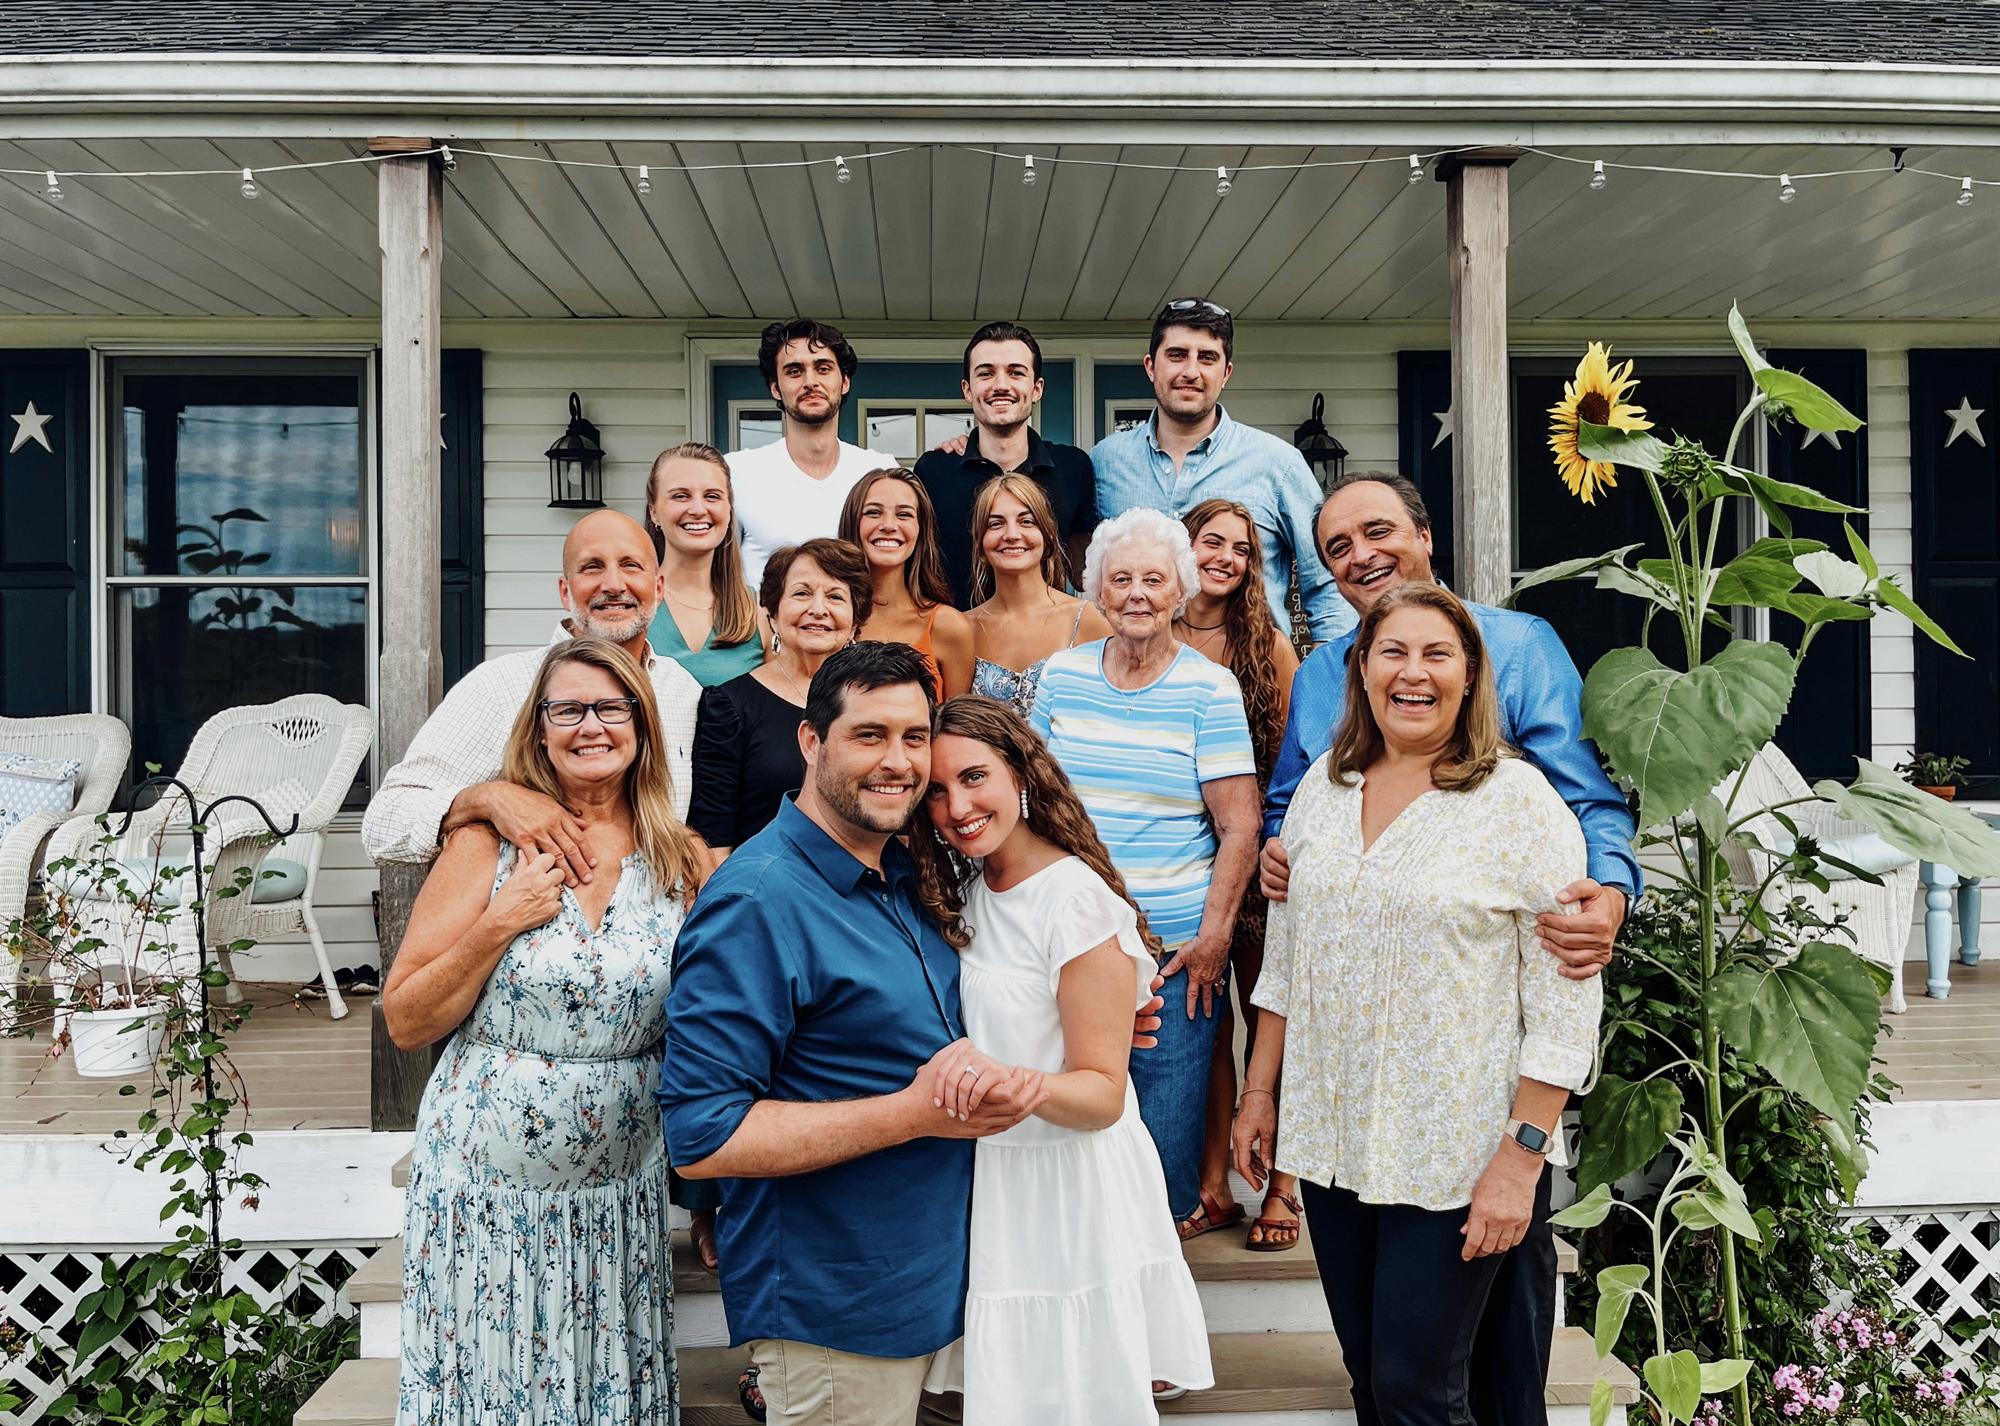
[1240, 1088, 1276, 1100]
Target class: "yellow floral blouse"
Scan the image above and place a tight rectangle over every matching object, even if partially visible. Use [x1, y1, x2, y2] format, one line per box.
[1253, 753, 1602, 1210]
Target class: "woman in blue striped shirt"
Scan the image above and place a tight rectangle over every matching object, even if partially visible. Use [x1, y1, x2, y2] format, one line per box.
[1029, 506, 1261, 1246]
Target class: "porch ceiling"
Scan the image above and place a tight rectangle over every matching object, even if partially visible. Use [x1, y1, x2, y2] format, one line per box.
[0, 138, 1995, 324]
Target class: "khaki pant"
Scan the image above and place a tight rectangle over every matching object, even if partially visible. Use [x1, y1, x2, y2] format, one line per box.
[747, 1337, 937, 1426]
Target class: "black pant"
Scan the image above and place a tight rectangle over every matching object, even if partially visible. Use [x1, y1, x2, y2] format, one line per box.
[1470, 1168, 1556, 1426]
[1300, 1179, 1506, 1426]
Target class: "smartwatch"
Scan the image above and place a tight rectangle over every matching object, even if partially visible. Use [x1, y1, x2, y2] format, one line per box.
[1505, 1118, 1554, 1157]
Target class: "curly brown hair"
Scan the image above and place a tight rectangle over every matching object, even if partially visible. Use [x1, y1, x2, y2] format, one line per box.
[1182, 499, 1285, 783]
[909, 695, 1163, 956]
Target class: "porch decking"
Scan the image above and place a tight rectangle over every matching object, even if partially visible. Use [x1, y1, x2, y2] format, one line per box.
[1879, 962, 2000, 1102]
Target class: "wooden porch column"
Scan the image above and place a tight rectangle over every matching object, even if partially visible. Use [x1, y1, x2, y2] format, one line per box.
[372, 137, 444, 1131]
[1440, 149, 1520, 607]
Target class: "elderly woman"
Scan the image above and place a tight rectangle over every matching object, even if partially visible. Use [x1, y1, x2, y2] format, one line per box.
[1029, 505, 1261, 1243]
[1232, 582, 1601, 1426]
[383, 635, 707, 1426]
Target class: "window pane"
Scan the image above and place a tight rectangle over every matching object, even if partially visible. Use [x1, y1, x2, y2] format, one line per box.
[735, 407, 783, 450]
[118, 368, 364, 577]
[865, 409, 919, 461]
[115, 585, 367, 797]
[922, 409, 976, 450]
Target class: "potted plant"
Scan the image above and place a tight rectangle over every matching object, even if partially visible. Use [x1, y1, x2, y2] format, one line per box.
[1896, 751, 1971, 801]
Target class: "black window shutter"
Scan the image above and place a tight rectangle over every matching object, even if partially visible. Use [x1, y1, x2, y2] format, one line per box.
[0, 351, 91, 715]
[440, 349, 484, 690]
[1910, 349, 2000, 797]
[1396, 351, 1456, 589]
[1764, 348, 1871, 783]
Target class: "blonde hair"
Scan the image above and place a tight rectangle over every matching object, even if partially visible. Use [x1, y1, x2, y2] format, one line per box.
[644, 442, 759, 647]
[1328, 582, 1509, 793]
[501, 637, 705, 903]
[968, 473, 1068, 603]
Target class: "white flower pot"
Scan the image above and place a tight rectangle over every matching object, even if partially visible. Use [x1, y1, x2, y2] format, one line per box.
[69, 1002, 168, 1079]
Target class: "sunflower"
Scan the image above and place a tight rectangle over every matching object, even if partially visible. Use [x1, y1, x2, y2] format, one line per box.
[1549, 342, 1653, 504]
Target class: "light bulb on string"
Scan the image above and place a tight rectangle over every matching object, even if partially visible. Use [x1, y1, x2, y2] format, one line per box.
[636, 165, 652, 196]
[44, 170, 62, 202]
[1216, 165, 1231, 198]
[240, 167, 259, 200]
[1406, 154, 1424, 185]
[1022, 154, 1037, 187]
[1777, 173, 1797, 204]
[835, 155, 852, 184]
[1959, 177, 1974, 208]
[1589, 160, 1608, 192]
[440, 146, 457, 173]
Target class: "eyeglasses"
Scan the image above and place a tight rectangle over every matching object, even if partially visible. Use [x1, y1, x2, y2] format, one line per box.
[1159, 298, 1230, 320]
[538, 697, 639, 726]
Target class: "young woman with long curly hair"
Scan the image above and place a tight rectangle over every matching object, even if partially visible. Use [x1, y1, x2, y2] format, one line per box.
[1174, 498, 1305, 1251]
[910, 695, 1213, 1419]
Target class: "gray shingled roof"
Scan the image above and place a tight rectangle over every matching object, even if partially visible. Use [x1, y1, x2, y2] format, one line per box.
[10, 0, 2000, 63]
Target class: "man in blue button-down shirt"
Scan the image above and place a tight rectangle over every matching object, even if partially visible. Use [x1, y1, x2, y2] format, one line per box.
[1091, 298, 1355, 643]
[1257, 471, 1638, 1426]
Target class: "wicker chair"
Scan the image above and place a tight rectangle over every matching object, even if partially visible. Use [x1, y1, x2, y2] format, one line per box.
[46, 695, 374, 1021]
[1716, 743, 1919, 1014]
[1, 713, 132, 1027]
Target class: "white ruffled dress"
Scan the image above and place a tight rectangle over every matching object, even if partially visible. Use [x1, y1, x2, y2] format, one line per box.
[928, 856, 1213, 1425]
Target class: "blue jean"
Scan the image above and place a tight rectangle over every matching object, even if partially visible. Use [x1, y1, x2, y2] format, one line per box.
[1131, 960, 1227, 1221]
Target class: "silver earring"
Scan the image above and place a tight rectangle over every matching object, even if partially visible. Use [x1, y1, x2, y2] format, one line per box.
[771, 631, 781, 655]
[1019, 789, 1030, 821]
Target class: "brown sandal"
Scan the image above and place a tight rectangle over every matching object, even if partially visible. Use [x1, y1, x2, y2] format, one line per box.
[1245, 1189, 1303, 1252]
[1176, 1189, 1246, 1241]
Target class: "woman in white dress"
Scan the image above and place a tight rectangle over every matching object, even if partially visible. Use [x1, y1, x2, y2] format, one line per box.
[911, 694, 1213, 1425]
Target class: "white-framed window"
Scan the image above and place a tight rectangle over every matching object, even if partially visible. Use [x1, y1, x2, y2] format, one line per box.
[102, 354, 375, 801]
[727, 400, 785, 452]
[1104, 402, 1153, 435]
[858, 401, 977, 466]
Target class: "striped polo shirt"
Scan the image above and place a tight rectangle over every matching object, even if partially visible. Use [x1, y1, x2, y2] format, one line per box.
[1030, 639, 1257, 947]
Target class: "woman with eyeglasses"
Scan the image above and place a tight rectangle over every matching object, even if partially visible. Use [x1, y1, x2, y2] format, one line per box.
[384, 636, 709, 1426]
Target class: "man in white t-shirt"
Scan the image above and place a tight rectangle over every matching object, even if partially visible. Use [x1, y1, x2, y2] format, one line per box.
[732, 317, 898, 585]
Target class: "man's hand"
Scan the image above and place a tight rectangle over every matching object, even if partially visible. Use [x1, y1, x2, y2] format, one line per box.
[1133, 975, 1165, 1050]
[934, 432, 971, 457]
[1537, 880, 1627, 981]
[1461, 1143, 1542, 1260]
[924, 1038, 1017, 1120]
[905, 1056, 1047, 1139]
[458, 781, 594, 886]
[1259, 836, 1291, 904]
[1160, 934, 1228, 1019]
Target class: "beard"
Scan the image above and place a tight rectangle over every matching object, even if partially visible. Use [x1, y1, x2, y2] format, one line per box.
[566, 593, 650, 645]
[815, 759, 916, 836]
[782, 392, 842, 428]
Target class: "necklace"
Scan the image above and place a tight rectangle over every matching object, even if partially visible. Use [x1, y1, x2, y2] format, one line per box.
[665, 587, 715, 612]
[1179, 615, 1225, 631]
[770, 660, 807, 702]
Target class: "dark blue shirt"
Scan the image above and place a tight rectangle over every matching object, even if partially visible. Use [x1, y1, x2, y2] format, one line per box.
[913, 427, 1098, 608]
[659, 797, 973, 1358]
[1263, 601, 1644, 898]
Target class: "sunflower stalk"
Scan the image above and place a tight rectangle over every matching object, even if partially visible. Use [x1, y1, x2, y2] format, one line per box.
[1534, 310, 2000, 1426]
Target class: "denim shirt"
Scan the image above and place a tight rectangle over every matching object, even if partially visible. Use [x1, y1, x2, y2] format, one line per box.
[1263, 601, 1643, 898]
[659, 797, 974, 1358]
[1091, 406, 1354, 642]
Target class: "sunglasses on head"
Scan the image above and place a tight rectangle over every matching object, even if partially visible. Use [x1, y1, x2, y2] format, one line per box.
[538, 697, 639, 726]
[1159, 298, 1230, 320]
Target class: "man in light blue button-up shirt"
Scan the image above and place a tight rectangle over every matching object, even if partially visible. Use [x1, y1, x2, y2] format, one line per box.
[1091, 299, 1355, 643]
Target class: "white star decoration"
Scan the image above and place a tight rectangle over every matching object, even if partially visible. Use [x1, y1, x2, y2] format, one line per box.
[1944, 396, 1988, 449]
[1801, 427, 1842, 452]
[7, 400, 53, 455]
[1431, 405, 1454, 450]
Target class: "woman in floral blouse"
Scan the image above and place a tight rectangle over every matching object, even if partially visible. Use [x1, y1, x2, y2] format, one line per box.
[1231, 581, 1600, 1426]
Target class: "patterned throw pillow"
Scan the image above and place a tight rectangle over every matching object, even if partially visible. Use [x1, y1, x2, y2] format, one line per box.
[0, 751, 83, 838]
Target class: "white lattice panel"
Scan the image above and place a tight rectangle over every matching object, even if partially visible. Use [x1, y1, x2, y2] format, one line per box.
[1, 1244, 378, 1424]
[1852, 1209, 2000, 1380]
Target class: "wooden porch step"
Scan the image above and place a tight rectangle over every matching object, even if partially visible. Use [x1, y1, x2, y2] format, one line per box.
[297, 1327, 1636, 1424]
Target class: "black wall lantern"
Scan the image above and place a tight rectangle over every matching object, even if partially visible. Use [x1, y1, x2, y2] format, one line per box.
[1293, 392, 1349, 490]
[545, 392, 606, 509]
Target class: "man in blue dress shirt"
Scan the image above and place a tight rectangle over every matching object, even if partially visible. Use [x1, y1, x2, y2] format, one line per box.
[1091, 298, 1355, 642]
[1259, 471, 1639, 1426]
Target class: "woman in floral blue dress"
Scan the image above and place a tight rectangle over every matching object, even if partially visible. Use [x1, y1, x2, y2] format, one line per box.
[383, 636, 708, 1426]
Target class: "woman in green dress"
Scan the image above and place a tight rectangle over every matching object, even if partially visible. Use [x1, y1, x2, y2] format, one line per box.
[645, 442, 767, 687]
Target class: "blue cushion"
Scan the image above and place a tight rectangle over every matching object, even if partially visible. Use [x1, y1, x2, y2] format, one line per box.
[0, 750, 81, 837]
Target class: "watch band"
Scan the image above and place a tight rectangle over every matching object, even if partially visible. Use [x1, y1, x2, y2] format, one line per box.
[1506, 1118, 1553, 1156]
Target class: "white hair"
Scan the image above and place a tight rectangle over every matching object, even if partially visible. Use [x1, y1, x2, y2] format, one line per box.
[1081, 507, 1201, 617]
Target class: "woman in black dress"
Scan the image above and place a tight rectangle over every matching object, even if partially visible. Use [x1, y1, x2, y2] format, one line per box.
[688, 537, 873, 854]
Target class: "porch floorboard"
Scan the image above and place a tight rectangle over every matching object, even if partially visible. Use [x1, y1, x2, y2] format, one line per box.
[1881, 962, 2000, 1102]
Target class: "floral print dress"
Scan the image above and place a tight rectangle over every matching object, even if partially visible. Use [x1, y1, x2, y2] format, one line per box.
[399, 843, 686, 1426]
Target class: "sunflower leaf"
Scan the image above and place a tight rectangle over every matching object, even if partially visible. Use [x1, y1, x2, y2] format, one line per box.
[1755, 368, 1865, 433]
[1709, 554, 1803, 608]
[1742, 537, 1828, 563]
[1844, 522, 1879, 579]
[1727, 302, 1772, 374]
[1794, 551, 1871, 599]
[1577, 420, 1670, 473]
[1874, 576, 1968, 657]
[1724, 465, 1864, 516]
[1767, 592, 1874, 627]
[1503, 544, 1645, 609]
[1812, 759, 2000, 876]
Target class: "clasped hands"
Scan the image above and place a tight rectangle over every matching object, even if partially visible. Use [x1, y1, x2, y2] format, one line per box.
[912, 1038, 1048, 1138]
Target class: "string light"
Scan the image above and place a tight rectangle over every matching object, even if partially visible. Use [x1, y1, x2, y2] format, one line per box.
[1216, 165, 1231, 198]
[1959, 176, 1975, 208]
[43, 170, 62, 202]
[239, 167, 258, 200]
[636, 164, 651, 195]
[439, 146, 457, 173]
[1589, 160, 1608, 192]
[834, 155, 852, 184]
[1022, 153, 1037, 187]
[1407, 154, 1424, 185]
[1778, 173, 1797, 203]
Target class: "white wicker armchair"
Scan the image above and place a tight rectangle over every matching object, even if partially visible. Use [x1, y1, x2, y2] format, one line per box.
[2, 713, 132, 1027]
[46, 695, 374, 1021]
[1717, 743, 1920, 1013]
